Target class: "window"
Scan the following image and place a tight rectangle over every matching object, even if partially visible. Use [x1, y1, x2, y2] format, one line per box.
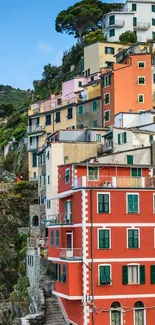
[93, 120, 98, 127]
[105, 110, 110, 122]
[152, 4, 155, 12]
[128, 229, 139, 248]
[122, 265, 145, 285]
[138, 94, 144, 103]
[88, 166, 98, 180]
[33, 172, 36, 179]
[67, 107, 73, 119]
[46, 114, 51, 125]
[47, 200, 51, 209]
[118, 132, 127, 144]
[134, 301, 145, 325]
[105, 47, 115, 54]
[96, 134, 101, 141]
[57, 98, 62, 105]
[98, 229, 110, 249]
[153, 32, 155, 39]
[55, 111, 60, 123]
[50, 230, 54, 247]
[28, 255, 34, 267]
[46, 151, 50, 160]
[151, 265, 155, 284]
[55, 264, 61, 281]
[127, 155, 133, 164]
[65, 168, 70, 184]
[131, 168, 141, 177]
[150, 134, 153, 143]
[32, 152, 37, 167]
[103, 75, 111, 87]
[109, 15, 115, 25]
[133, 17, 137, 26]
[48, 175, 50, 184]
[138, 77, 145, 84]
[104, 93, 110, 105]
[78, 81, 82, 87]
[98, 193, 110, 213]
[152, 18, 155, 26]
[153, 74, 155, 84]
[65, 200, 72, 222]
[138, 61, 145, 68]
[92, 101, 97, 111]
[56, 230, 60, 247]
[109, 29, 115, 37]
[60, 264, 66, 282]
[91, 76, 94, 82]
[132, 3, 137, 10]
[127, 194, 139, 213]
[99, 265, 111, 285]
[78, 124, 83, 129]
[78, 105, 84, 115]
[111, 302, 121, 325]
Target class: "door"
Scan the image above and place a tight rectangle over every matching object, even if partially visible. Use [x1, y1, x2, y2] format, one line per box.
[66, 232, 73, 258]
[109, 15, 115, 25]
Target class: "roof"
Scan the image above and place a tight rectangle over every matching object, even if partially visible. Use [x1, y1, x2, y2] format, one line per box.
[58, 160, 153, 168]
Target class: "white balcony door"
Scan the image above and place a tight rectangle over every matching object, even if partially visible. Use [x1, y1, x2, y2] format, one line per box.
[66, 232, 73, 258]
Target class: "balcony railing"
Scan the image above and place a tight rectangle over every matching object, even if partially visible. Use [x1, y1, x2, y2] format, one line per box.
[47, 213, 73, 225]
[105, 20, 125, 29]
[73, 176, 155, 189]
[134, 22, 150, 30]
[60, 248, 82, 260]
[27, 124, 46, 133]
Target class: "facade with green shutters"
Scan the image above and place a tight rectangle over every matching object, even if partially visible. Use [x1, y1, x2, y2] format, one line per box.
[76, 97, 102, 129]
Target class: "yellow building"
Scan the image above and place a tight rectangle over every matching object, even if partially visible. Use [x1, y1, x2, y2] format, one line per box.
[84, 42, 129, 76]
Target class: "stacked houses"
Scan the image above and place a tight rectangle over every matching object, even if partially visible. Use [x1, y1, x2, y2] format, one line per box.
[27, 36, 155, 325]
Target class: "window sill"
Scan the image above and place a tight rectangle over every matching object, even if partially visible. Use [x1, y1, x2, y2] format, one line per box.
[97, 283, 111, 286]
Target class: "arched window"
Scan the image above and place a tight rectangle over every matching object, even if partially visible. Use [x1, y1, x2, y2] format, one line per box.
[111, 301, 121, 325]
[134, 301, 145, 325]
[32, 215, 39, 227]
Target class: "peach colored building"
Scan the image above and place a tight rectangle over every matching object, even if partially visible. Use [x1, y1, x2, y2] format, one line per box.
[101, 53, 153, 126]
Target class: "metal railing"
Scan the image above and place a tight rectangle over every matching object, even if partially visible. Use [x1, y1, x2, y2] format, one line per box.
[134, 22, 150, 29]
[47, 213, 73, 225]
[27, 124, 46, 133]
[60, 248, 82, 260]
[73, 176, 155, 189]
[105, 20, 125, 29]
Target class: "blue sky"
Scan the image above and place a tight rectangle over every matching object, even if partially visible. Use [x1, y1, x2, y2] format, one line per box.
[0, 0, 122, 90]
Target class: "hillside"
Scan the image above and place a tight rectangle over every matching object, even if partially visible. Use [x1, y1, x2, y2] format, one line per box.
[0, 85, 32, 110]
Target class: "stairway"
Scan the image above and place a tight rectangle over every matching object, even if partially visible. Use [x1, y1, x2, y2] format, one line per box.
[44, 296, 67, 325]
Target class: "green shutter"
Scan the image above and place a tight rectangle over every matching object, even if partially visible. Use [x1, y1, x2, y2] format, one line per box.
[118, 134, 120, 144]
[131, 168, 141, 177]
[93, 101, 97, 111]
[152, 18, 155, 26]
[128, 229, 133, 248]
[128, 195, 133, 213]
[65, 169, 70, 183]
[98, 194, 104, 213]
[104, 194, 109, 213]
[78, 106, 83, 115]
[100, 266, 106, 284]
[150, 135, 153, 142]
[56, 230, 59, 247]
[61, 264, 66, 282]
[109, 15, 115, 25]
[99, 229, 110, 249]
[53, 264, 57, 280]
[127, 155, 133, 164]
[122, 266, 128, 284]
[105, 266, 111, 284]
[140, 265, 145, 284]
[133, 229, 139, 247]
[50, 230, 54, 247]
[132, 3, 137, 10]
[151, 265, 155, 284]
[123, 132, 127, 143]
[133, 195, 138, 213]
[32, 153, 37, 167]
[133, 17, 137, 26]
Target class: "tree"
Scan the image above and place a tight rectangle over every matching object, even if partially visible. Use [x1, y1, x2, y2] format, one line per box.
[85, 29, 107, 45]
[119, 30, 137, 44]
[55, 0, 123, 44]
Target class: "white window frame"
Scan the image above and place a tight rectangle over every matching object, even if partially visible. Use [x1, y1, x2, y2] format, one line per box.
[98, 264, 112, 286]
[138, 94, 144, 103]
[104, 110, 110, 122]
[126, 193, 140, 214]
[134, 304, 146, 325]
[110, 304, 123, 325]
[98, 228, 111, 249]
[127, 263, 140, 285]
[104, 92, 110, 105]
[97, 192, 111, 213]
[127, 228, 140, 249]
[87, 166, 99, 181]
[153, 193, 155, 214]
[104, 75, 111, 88]
[138, 61, 145, 69]
[138, 76, 146, 85]
[65, 168, 70, 184]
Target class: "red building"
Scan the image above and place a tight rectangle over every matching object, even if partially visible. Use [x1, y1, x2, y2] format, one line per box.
[48, 162, 155, 325]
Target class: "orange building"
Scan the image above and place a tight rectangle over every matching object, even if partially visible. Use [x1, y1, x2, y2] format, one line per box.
[101, 53, 153, 126]
[48, 162, 155, 325]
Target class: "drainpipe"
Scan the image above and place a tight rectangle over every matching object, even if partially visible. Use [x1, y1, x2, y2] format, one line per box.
[52, 112, 54, 133]
[90, 189, 95, 325]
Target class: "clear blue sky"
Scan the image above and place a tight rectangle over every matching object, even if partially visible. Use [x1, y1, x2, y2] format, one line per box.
[0, 0, 122, 90]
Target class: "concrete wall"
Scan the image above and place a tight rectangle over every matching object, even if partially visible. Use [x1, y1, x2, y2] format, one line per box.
[30, 204, 40, 235]
[114, 111, 155, 128]
[77, 99, 102, 128]
[27, 247, 40, 288]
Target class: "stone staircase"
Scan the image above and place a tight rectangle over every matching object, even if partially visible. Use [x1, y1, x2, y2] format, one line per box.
[44, 296, 67, 325]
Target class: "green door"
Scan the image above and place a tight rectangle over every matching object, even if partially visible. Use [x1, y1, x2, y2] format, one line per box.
[109, 15, 115, 25]
[131, 168, 141, 177]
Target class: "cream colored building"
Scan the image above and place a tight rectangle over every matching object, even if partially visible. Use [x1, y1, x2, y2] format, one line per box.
[84, 42, 129, 75]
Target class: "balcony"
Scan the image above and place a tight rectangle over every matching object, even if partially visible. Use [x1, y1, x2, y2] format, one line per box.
[105, 20, 125, 29]
[73, 176, 155, 189]
[28, 143, 38, 151]
[27, 124, 46, 134]
[47, 213, 73, 225]
[134, 22, 150, 30]
[60, 248, 82, 260]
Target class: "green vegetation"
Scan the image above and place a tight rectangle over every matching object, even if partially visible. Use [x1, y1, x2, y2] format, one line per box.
[0, 85, 32, 110]
[119, 30, 138, 44]
[85, 30, 107, 45]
